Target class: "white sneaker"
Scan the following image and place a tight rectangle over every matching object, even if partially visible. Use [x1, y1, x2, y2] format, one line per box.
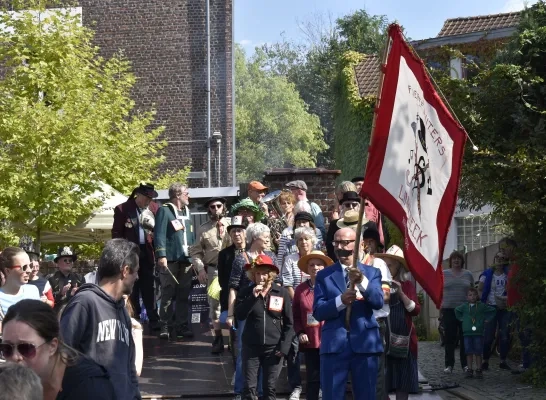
[463, 366, 470, 373]
[289, 388, 302, 400]
[444, 366, 453, 373]
[233, 395, 242, 400]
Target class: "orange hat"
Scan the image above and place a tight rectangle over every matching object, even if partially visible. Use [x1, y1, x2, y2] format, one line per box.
[248, 181, 268, 191]
[244, 254, 279, 274]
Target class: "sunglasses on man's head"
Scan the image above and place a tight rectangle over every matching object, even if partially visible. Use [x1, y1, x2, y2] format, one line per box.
[0, 342, 48, 359]
[8, 264, 32, 272]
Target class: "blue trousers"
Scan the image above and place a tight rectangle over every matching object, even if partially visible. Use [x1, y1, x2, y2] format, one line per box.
[320, 344, 379, 400]
[483, 307, 512, 360]
[235, 319, 263, 396]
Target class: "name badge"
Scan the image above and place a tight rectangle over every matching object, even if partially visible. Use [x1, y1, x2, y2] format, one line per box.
[171, 219, 184, 231]
[268, 296, 284, 312]
[307, 312, 319, 327]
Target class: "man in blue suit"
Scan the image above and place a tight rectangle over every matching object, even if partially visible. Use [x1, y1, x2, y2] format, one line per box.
[313, 227, 384, 400]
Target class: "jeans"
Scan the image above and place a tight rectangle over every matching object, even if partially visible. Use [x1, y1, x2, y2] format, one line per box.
[442, 308, 467, 369]
[235, 319, 263, 396]
[130, 245, 159, 323]
[303, 348, 321, 400]
[242, 344, 283, 400]
[483, 307, 511, 360]
[287, 336, 302, 390]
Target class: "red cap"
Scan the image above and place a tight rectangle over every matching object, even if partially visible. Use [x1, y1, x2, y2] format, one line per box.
[244, 254, 279, 274]
[248, 181, 268, 191]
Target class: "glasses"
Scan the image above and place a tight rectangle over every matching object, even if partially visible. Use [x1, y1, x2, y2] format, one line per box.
[332, 240, 355, 247]
[180, 192, 189, 196]
[60, 259, 73, 264]
[209, 204, 223, 209]
[343, 202, 359, 209]
[0, 341, 49, 360]
[8, 264, 32, 272]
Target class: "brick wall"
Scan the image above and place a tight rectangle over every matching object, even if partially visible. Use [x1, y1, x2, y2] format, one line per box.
[262, 168, 341, 225]
[77, 0, 233, 187]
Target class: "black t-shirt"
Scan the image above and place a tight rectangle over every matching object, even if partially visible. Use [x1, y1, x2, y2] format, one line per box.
[57, 355, 117, 400]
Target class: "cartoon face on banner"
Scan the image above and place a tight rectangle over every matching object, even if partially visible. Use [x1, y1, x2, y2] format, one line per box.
[378, 56, 454, 269]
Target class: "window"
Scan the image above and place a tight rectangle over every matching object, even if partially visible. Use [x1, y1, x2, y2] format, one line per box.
[455, 214, 504, 252]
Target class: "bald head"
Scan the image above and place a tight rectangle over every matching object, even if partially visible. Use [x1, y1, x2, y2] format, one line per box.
[334, 228, 357, 266]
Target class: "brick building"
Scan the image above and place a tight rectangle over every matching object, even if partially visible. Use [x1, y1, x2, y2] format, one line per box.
[77, 0, 234, 187]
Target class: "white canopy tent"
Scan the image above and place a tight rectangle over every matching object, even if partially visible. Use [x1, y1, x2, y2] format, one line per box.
[40, 183, 127, 243]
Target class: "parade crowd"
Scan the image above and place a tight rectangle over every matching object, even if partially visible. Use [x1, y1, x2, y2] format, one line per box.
[0, 179, 529, 400]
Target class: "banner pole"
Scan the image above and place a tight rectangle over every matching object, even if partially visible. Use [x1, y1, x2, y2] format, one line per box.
[345, 28, 393, 331]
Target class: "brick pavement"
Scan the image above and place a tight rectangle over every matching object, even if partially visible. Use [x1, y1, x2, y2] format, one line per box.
[418, 341, 546, 400]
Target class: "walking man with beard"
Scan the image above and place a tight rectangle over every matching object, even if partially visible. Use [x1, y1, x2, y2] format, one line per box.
[155, 183, 205, 340]
[60, 239, 142, 400]
[313, 228, 384, 400]
[190, 197, 230, 353]
[112, 183, 160, 330]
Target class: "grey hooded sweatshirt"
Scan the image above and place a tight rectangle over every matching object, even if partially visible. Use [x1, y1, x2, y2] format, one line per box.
[60, 283, 141, 400]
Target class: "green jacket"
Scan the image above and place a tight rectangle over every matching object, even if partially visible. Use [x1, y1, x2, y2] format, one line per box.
[455, 302, 496, 336]
[154, 203, 192, 264]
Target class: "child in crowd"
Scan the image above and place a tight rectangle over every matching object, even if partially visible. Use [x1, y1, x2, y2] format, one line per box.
[455, 287, 496, 378]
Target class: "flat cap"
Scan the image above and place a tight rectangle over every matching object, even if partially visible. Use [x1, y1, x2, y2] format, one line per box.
[285, 180, 307, 191]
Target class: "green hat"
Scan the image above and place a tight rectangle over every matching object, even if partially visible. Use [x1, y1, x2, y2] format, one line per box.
[231, 198, 265, 222]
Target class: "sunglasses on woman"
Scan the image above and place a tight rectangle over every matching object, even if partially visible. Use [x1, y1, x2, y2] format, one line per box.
[8, 264, 32, 272]
[0, 341, 48, 359]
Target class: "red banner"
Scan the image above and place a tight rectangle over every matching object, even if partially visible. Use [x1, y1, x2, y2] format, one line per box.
[361, 24, 467, 308]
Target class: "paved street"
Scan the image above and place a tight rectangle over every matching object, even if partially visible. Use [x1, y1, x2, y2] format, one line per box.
[418, 341, 546, 400]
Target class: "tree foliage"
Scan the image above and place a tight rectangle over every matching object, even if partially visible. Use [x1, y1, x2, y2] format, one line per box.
[235, 45, 327, 181]
[0, 5, 170, 250]
[434, 1, 546, 382]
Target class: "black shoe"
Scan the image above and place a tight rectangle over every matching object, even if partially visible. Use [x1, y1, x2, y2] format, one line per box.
[500, 361, 512, 370]
[176, 327, 194, 339]
[482, 361, 489, 371]
[211, 336, 224, 354]
[159, 326, 170, 340]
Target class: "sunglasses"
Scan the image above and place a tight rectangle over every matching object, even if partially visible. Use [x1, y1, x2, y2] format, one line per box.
[8, 264, 32, 272]
[209, 204, 223, 209]
[343, 202, 360, 209]
[0, 341, 48, 359]
[60, 258, 73, 263]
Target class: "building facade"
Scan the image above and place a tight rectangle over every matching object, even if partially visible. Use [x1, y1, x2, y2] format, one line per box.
[78, 0, 234, 188]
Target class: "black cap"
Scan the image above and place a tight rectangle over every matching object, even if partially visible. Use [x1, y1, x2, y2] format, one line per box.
[204, 197, 226, 208]
[134, 183, 158, 199]
[294, 212, 314, 224]
[340, 191, 360, 204]
[351, 177, 364, 183]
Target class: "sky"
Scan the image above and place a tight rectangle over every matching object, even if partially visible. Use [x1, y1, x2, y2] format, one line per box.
[235, 0, 538, 52]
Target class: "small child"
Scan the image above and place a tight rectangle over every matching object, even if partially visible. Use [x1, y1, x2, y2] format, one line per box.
[455, 287, 496, 378]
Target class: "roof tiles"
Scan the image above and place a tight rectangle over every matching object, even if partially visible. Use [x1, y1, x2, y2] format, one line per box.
[437, 12, 521, 37]
[354, 54, 380, 98]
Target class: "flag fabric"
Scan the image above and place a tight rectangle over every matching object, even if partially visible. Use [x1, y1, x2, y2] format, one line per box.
[361, 24, 467, 308]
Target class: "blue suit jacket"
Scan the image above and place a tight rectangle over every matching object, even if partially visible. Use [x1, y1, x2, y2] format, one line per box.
[313, 261, 384, 355]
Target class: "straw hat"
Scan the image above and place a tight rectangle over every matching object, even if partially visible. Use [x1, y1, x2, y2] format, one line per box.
[337, 209, 369, 229]
[374, 245, 407, 270]
[297, 251, 334, 275]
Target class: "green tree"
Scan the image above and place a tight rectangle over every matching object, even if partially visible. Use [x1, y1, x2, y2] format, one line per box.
[0, 4, 170, 250]
[434, 1, 546, 382]
[235, 45, 327, 181]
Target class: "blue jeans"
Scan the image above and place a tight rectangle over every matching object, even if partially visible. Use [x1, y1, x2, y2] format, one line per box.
[483, 307, 512, 360]
[235, 319, 263, 396]
[287, 347, 302, 390]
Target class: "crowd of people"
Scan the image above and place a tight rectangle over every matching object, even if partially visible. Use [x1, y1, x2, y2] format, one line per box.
[0, 178, 528, 400]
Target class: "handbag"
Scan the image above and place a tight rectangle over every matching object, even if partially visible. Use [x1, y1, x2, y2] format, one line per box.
[386, 314, 412, 359]
[207, 276, 221, 301]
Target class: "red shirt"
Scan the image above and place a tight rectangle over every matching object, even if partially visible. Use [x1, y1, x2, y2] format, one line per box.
[293, 280, 323, 349]
[507, 263, 522, 307]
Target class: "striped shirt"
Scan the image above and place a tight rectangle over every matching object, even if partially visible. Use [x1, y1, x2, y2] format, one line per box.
[441, 269, 474, 309]
[282, 253, 309, 288]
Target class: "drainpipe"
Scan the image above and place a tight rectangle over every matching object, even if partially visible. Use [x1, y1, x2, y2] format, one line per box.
[213, 131, 222, 186]
[206, 0, 212, 187]
[231, 0, 236, 186]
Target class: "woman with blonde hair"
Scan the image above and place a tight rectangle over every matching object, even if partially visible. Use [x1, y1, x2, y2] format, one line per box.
[278, 190, 296, 227]
[0, 299, 115, 399]
[235, 254, 293, 400]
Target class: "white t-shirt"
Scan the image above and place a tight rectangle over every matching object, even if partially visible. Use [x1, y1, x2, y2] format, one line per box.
[479, 272, 507, 305]
[0, 285, 40, 318]
[372, 258, 392, 319]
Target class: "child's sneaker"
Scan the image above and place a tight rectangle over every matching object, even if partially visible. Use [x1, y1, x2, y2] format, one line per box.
[465, 368, 474, 378]
[475, 369, 483, 379]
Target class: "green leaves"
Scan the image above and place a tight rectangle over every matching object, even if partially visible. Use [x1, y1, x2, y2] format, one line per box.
[0, 7, 167, 251]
